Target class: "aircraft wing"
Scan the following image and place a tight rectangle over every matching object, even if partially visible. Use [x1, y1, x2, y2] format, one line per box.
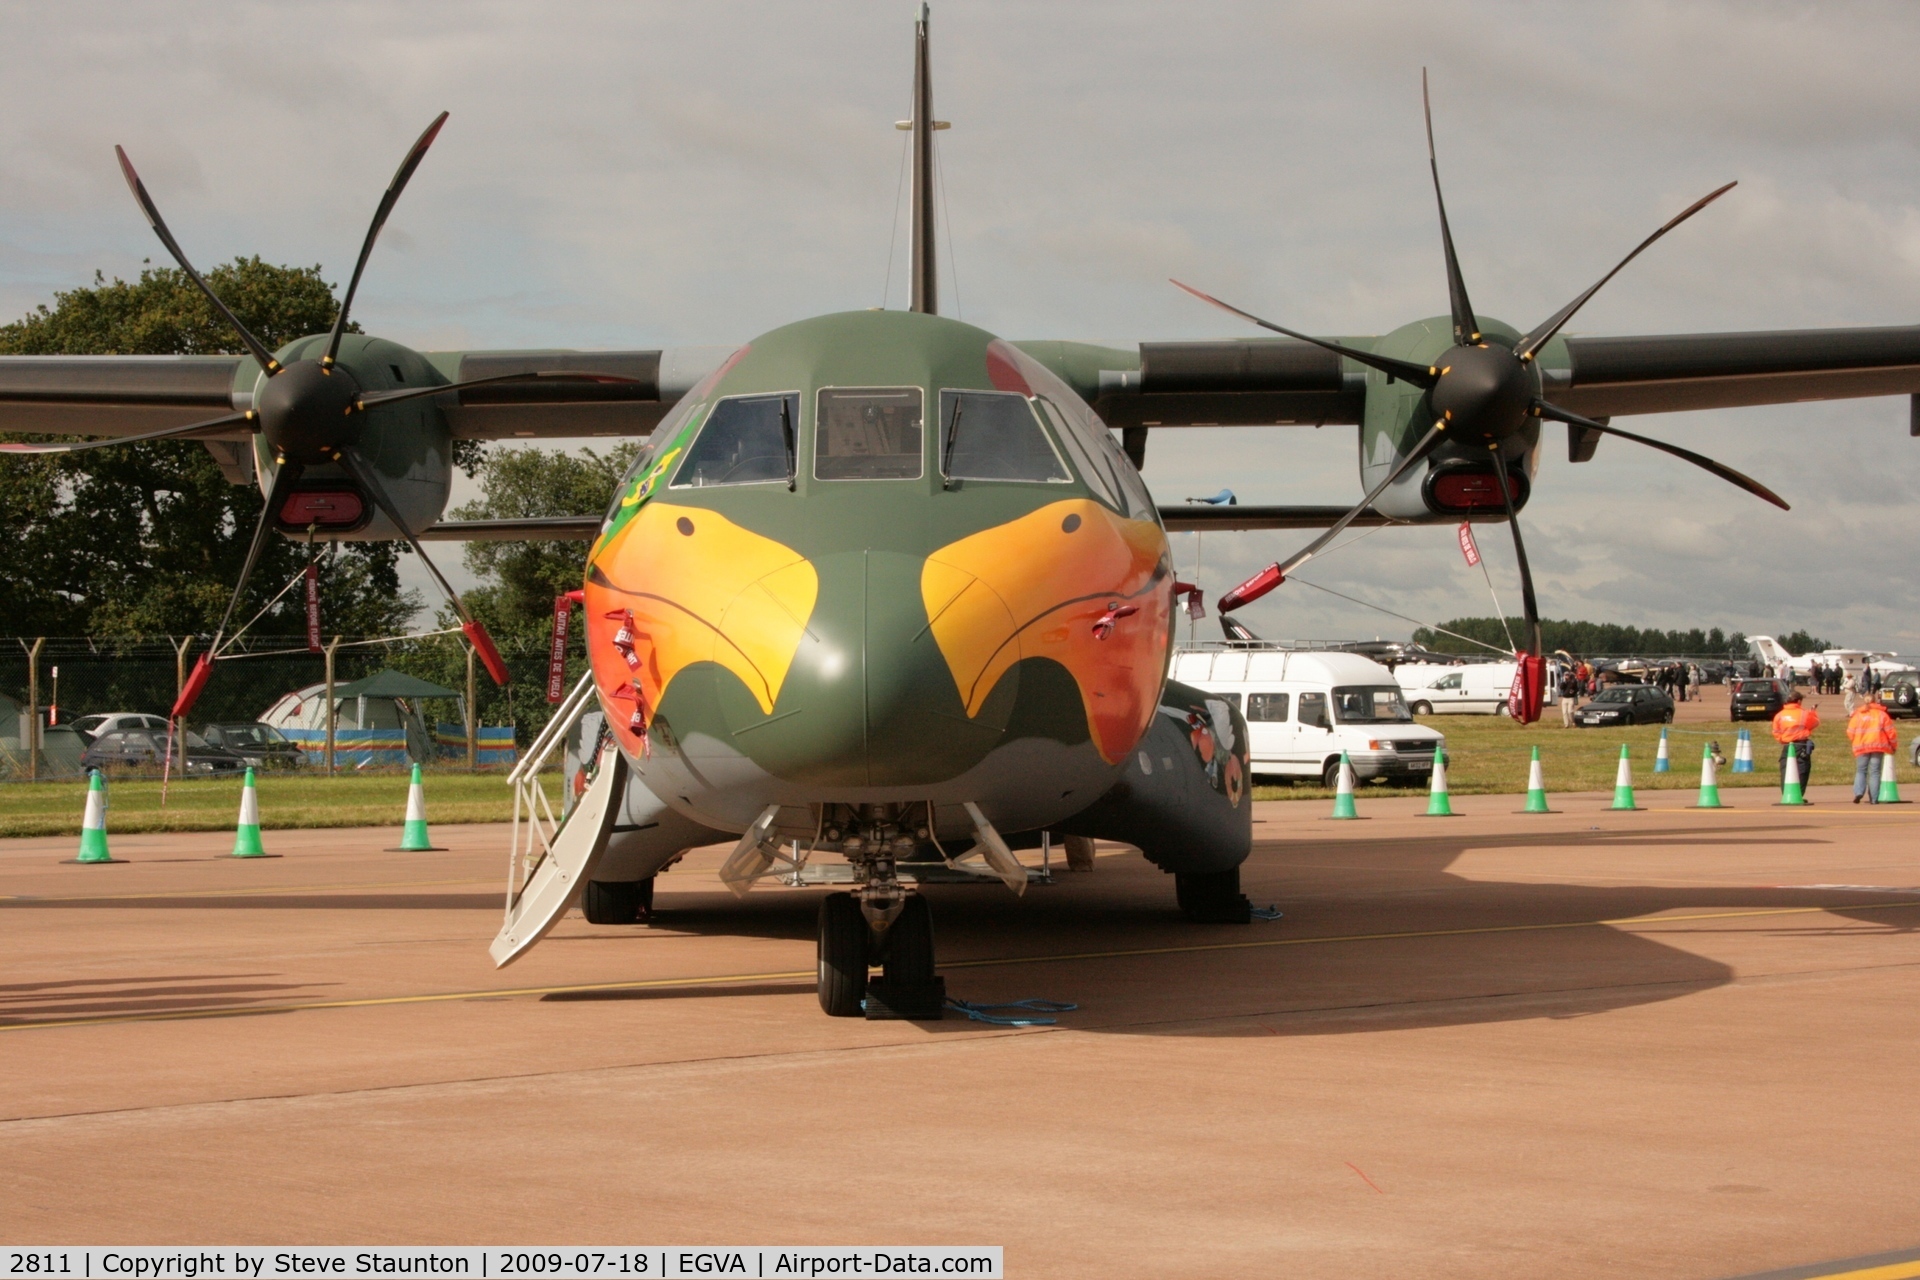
[0, 346, 739, 443]
[1015, 326, 1920, 429]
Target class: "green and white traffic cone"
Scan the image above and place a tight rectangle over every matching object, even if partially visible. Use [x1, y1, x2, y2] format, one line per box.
[1329, 752, 1358, 820]
[1522, 745, 1552, 813]
[1653, 726, 1671, 773]
[1695, 743, 1724, 809]
[1424, 746, 1455, 816]
[389, 764, 446, 851]
[231, 768, 266, 857]
[1779, 748, 1807, 806]
[1610, 745, 1639, 810]
[1878, 752, 1903, 804]
[67, 769, 123, 864]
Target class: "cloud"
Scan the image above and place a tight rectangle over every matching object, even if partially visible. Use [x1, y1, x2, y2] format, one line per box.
[2, 1, 1918, 648]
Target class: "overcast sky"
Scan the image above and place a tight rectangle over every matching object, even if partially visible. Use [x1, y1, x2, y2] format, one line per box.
[3, 1, 1918, 653]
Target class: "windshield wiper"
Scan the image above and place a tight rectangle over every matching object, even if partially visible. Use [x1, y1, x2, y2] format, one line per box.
[780, 396, 796, 491]
[941, 398, 964, 489]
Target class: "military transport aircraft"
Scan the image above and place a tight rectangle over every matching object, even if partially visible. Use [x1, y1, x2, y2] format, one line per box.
[7, 7, 1920, 1018]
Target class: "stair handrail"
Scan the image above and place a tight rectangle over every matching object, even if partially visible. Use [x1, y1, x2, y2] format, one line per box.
[505, 669, 603, 915]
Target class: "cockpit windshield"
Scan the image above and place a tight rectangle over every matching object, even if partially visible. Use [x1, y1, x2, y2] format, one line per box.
[672, 393, 797, 488]
[815, 387, 923, 480]
[938, 390, 1069, 483]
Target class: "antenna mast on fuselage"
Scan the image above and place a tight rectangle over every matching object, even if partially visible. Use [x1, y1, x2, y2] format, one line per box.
[899, 3, 946, 315]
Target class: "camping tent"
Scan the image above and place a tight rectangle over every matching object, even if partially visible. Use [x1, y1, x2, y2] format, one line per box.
[260, 668, 461, 766]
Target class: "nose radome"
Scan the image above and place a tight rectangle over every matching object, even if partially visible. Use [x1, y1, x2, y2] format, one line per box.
[717, 550, 1012, 788]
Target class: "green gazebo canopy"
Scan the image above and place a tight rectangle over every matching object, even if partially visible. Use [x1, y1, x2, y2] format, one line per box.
[331, 669, 459, 700]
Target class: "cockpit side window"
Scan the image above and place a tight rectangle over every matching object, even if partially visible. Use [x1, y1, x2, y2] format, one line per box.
[938, 390, 1069, 483]
[814, 386, 924, 480]
[670, 393, 798, 488]
[1033, 397, 1119, 509]
[1036, 395, 1155, 519]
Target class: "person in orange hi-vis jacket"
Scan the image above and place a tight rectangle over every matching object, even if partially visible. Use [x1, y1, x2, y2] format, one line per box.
[1846, 695, 1899, 804]
[1772, 690, 1820, 790]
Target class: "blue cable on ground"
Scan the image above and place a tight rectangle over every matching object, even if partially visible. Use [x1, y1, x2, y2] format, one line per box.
[947, 998, 1078, 1026]
[1252, 905, 1284, 920]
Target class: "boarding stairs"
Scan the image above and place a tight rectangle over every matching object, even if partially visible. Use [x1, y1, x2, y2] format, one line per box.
[490, 672, 625, 967]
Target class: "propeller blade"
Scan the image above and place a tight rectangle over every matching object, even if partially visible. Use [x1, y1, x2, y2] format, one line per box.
[1422, 69, 1479, 346]
[0, 410, 254, 455]
[324, 111, 450, 368]
[114, 146, 283, 376]
[1514, 181, 1736, 362]
[352, 368, 650, 412]
[334, 449, 510, 685]
[1486, 445, 1541, 655]
[1170, 280, 1438, 388]
[209, 458, 306, 650]
[1273, 418, 1447, 577]
[1532, 399, 1789, 510]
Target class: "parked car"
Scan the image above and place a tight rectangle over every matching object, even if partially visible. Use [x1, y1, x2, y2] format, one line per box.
[1730, 677, 1789, 723]
[199, 722, 307, 768]
[1875, 669, 1920, 719]
[1395, 660, 1556, 716]
[1173, 647, 1444, 787]
[1574, 684, 1675, 727]
[65, 712, 170, 743]
[80, 728, 248, 777]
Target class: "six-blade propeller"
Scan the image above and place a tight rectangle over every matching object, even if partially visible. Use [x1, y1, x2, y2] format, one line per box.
[3, 113, 649, 715]
[1186, 72, 1784, 721]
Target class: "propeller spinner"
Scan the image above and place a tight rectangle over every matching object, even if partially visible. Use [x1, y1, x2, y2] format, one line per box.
[1184, 73, 1784, 721]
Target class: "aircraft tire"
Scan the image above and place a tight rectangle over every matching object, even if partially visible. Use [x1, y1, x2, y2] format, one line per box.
[1177, 867, 1252, 924]
[817, 892, 869, 1017]
[883, 895, 936, 986]
[583, 879, 643, 925]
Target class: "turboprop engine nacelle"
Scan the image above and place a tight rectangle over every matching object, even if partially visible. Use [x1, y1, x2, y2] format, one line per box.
[1354, 317, 1541, 522]
[245, 333, 454, 541]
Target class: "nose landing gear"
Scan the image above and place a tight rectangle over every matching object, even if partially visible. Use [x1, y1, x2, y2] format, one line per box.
[816, 884, 945, 1020]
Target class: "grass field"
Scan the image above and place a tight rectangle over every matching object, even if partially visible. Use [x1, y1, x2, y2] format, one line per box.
[1250, 711, 1872, 802]
[0, 708, 1889, 837]
[0, 769, 563, 839]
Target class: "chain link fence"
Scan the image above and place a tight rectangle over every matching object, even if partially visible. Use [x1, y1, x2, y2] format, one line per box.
[0, 632, 586, 782]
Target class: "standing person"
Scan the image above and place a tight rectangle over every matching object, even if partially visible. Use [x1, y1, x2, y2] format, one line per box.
[1843, 670, 1859, 713]
[1772, 690, 1820, 792]
[1559, 661, 1578, 728]
[1847, 694, 1898, 804]
[1675, 661, 1690, 705]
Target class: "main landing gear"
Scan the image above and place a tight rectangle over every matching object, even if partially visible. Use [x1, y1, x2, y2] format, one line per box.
[817, 890, 944, 1020]
[582, 877, 654, 924]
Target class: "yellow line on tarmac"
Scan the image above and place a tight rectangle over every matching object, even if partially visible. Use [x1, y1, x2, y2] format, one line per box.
[0, 878, 493, 904]
[7, 898, 1918, 1034]
[1786, 1261, 1920, 1280]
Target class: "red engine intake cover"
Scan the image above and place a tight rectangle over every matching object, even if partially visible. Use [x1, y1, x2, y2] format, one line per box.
[277, 489, 368, 531]
[1425, 468, 1525, 514]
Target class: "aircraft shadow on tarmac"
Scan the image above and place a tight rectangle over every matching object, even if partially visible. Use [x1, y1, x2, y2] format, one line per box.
[0, 972, 330, 1022]
[5, 823, 1911, 1035]
[544, 822, 1919, 1038]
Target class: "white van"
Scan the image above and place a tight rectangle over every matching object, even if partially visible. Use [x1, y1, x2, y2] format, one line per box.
[1172, 648, 1445, 787]
[1394, 660, 1558, 715]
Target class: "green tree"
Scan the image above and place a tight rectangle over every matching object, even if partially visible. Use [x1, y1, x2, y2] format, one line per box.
[0, 258, 420, 638]
[1412, 617, 1757, 657]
